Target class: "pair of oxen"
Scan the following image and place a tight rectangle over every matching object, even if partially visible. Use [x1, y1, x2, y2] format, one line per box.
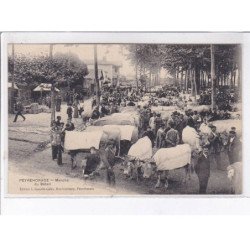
[121, 123, 240, 192]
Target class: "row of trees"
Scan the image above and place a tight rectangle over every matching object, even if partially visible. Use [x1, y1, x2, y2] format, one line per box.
[8, 52, 89, 90]
[126, 44, 241, 95]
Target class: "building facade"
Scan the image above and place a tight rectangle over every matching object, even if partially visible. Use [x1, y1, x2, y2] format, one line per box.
[84, 58, 122, 93]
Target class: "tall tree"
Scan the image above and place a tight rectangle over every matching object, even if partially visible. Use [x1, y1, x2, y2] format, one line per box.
[211, 44, 216, 108]
[8, 52, 88, 89]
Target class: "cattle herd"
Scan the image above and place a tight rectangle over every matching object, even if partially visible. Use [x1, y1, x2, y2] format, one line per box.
[59, 89, 242, 195]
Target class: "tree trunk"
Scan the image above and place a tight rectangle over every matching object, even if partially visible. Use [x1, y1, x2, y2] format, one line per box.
[230, 70, 233, 88]
[211, 44, 216, 109]
[204, 71, 207, 88]
[237, 45, 242, 101]
[173, 69, 176, 86]
[200, 70, 203, 90]
[237, 67, 241, 100]
[176, 68, 179, 86]
[208, 72, 210, 88]
[180, 69, 184, 90]
[149, 70, 152, 88]
[135, 62, 138, 90]
[159, 69, 160, 85]
[50, 44, 56, 124]
[185, 70, 188, 92]
[190, 69, 194, 96]
[193, 69, 197, 102]
[94, 45, 100, 106]
[187, 70, 190, 90]
[233, 70, 236, 87]
[194, 63, 201, 94]
[10, 44, 15, 114]
[200, 70, 202, 90]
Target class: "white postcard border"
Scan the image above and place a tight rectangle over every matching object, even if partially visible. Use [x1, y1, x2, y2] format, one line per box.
[1, 32, 250, 214]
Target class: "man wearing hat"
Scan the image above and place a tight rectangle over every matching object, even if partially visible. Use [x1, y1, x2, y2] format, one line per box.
[50, 124, 63, 165]
[127, 99, 135, 106]
[208, 125, 221, 168]
[165, 121, 179, 148]
[141, 106, 150, 132]
[154, 113, 163, 135]
[167, 112, 176, 128]
[55, 116, 63, 127]
[149, 112, 156, 132]
[195, 146, 211, 194]
[91, 106, 100, 120]
[13, 100, 26, 122]
[67, 104, 73, 120]
[84, 147, 101, 176]
[199, 117, 212, 135]
[228, 127, 241, 164]
[142, 126, 155, 147]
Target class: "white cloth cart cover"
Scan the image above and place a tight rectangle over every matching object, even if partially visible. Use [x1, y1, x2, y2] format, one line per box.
[64, 130, 103, 150]
[153, 144, 191, 171]
[128, 136, 152, 160]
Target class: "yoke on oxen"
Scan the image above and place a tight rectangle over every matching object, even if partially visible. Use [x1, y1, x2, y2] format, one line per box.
[122, 135, 193, 186]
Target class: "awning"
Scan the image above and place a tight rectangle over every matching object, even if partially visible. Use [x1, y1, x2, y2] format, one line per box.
[33, 83, 59, 92]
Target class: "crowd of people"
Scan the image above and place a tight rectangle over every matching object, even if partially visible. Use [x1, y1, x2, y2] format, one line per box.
[47, 84, 241, 192]
[198, 87, 238, 110]
[139, 107, 241, 165]
[49, 85, 241, 161]
[137, 101, 241, 193]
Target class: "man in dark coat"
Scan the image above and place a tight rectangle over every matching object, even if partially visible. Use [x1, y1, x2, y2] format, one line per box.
[50, 121, 58, 160]
[165, 121, 179, 148]
[195, 147, 210, 194]
[13, 101, 26, 122]
[61, 119, 75, 145]
[84, 147, 101, 175]
[154, 113, 163, 135]
[99, 145, 116, 186]
[55, 116, 63, 127]
[91, 107, 100, 119]
[67, 104, 73, 120]
[228, 128, 241, 164]
[64, 119, 75, 131]
[127, 100, 135, 106]
[142, 127, 155, 147]
[51, 124, 63, 165]
[141, 107, 150, 132]
[56, 94, 62, 112]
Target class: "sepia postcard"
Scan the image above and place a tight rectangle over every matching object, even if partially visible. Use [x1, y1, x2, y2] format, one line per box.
[1, 32, 247, 199]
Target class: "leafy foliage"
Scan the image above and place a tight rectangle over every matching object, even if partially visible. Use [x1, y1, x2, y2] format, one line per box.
[8, 52, 88, 89]
[126, 44, 240, 95]
[127, 44, 240, 77]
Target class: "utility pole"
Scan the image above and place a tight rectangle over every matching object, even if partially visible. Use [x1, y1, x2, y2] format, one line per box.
[94, 44, 100, 106]
[211, 44, 216, 109]
[50, 44, 55, 124]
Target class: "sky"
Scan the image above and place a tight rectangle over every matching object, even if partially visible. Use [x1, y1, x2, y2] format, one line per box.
[8, 44, 135, 76]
